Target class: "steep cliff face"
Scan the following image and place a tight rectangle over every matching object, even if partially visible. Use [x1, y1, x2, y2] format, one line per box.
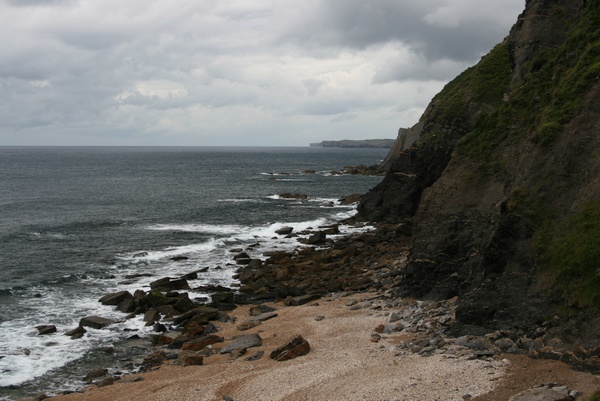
[358, 0, 600, 340]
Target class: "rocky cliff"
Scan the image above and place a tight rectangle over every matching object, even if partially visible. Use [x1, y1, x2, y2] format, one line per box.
[358, 0, 600, 347]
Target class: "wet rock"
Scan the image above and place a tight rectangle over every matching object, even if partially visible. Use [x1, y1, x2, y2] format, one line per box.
[83, 368, 108, 383]
[99, 290, 132, 306]
[279, 193, 308, 200]
[275, 226, 294, 235]
[79, 316, 114, 329]
[270, 335, 310, 361]
[36, 325, 57, 335]
[143, 309, 161, 324]
[173, 306, 220, 325]
[150, 277, 190, 292]
[65, 326, 86, 339]
[140, 350, 167, 371]
[305, 231, 326, 245]
[170, 256, 188, 261]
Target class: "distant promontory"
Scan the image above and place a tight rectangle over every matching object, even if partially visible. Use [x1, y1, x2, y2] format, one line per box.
[309, 138, 398, 148]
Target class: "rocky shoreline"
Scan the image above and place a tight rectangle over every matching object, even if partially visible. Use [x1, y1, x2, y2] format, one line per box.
[22, 209, 600, 400]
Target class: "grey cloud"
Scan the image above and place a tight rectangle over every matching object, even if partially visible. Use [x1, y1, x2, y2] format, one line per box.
[282, 0, 521, 64]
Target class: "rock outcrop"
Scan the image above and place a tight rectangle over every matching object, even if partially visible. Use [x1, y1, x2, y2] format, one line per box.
[358, 0, 600, 348]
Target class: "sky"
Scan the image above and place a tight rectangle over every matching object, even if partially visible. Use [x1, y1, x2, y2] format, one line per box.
[0, 0, 525, 147]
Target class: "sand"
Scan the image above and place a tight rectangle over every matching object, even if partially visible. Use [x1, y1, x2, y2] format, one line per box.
[47, 293, 600, 401]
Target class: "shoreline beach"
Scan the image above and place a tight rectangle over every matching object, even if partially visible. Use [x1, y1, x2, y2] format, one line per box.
[42, 292, 600, 401]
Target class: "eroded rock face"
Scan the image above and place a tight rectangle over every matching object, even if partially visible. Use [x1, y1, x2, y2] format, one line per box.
[355, 0, 598, 339]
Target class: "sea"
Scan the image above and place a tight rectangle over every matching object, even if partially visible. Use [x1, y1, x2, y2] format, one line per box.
[0, 146, 387, 400]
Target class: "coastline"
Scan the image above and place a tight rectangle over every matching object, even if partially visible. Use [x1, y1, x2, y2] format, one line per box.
[40, 292, 600, 401]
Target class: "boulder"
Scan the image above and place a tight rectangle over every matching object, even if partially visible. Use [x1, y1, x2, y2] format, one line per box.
[99, 291, 132, 306]
[306, 231, 326, 245]
[181, 335, 223, 351]
[173, 306, 220, 325]
[150, 277, 190, 292]
[220, 333, 263, 354]
[275, 226, 294, 235]
[79, 316, 114, 329]
[284, 294, 321, 306]
[270, 335, 310, 362]
[36, 325, 57, 335]
[65, 326, 86, 339]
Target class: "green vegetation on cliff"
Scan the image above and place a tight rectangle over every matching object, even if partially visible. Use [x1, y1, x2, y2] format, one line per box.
[537, 198, 600, 310]
[458, 0, 600, 159]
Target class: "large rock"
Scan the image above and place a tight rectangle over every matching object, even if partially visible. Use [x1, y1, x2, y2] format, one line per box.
[275, 226, 294, 235]
[79, 316, 114, 329]
[149, 277, 190, 292]
[269, 335, 310, 361]
[36, 325, 57, 335]
[99, 291, 132, 306]
[220, 334, 263, 354]
[181, 335, 223, 351]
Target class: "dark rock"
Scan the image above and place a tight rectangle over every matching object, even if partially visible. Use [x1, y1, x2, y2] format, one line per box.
[269, 335, 310, 362]
[174, 294, 197, 313]
[211, 292, 234, 305]
[170, 256, 188, 261]
[143, 309, 161, 324]
[99, 291, 132, 306]
[285, 294, 321, 306]
[173, 306, 220, 325]
[97, 376, 116, 387]
[306, 231, 326, 245]
[36, 325, 57, 335]
[150, 277, 190, 292]
[279, 193, 308, 200]
[181, 335, 223, 351]
[83, 368, 108, 383]
[79, 316, 114, 329]
[140, 351, 167, 371]
[65, 326, 87, 338]
[181, 272, 198, 280]
[220, 334, 263, 354]
[275, 226, 294, 235]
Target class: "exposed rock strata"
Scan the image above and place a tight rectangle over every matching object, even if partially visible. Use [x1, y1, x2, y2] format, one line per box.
[356, 0, 600, 350]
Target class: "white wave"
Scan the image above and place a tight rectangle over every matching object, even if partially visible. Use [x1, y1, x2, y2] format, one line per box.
[145, 223, 244, 235]
[0, 288, 151, 388]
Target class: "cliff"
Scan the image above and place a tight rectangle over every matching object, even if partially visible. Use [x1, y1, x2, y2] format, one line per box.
[310, 138, 398, 148]
[358, 0, 600, 347]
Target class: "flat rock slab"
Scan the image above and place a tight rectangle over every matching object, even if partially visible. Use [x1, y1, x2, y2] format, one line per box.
[508, 384, 571, 401]
[220, 333, 263, 354]
[270, 335, 310, 361]
[244, 312, 278, 323]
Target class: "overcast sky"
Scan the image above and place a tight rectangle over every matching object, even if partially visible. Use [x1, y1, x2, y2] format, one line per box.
[0, 0, 524, 146]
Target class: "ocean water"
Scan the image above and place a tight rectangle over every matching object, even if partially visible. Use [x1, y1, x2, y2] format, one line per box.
[0, 146, 387, 399]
